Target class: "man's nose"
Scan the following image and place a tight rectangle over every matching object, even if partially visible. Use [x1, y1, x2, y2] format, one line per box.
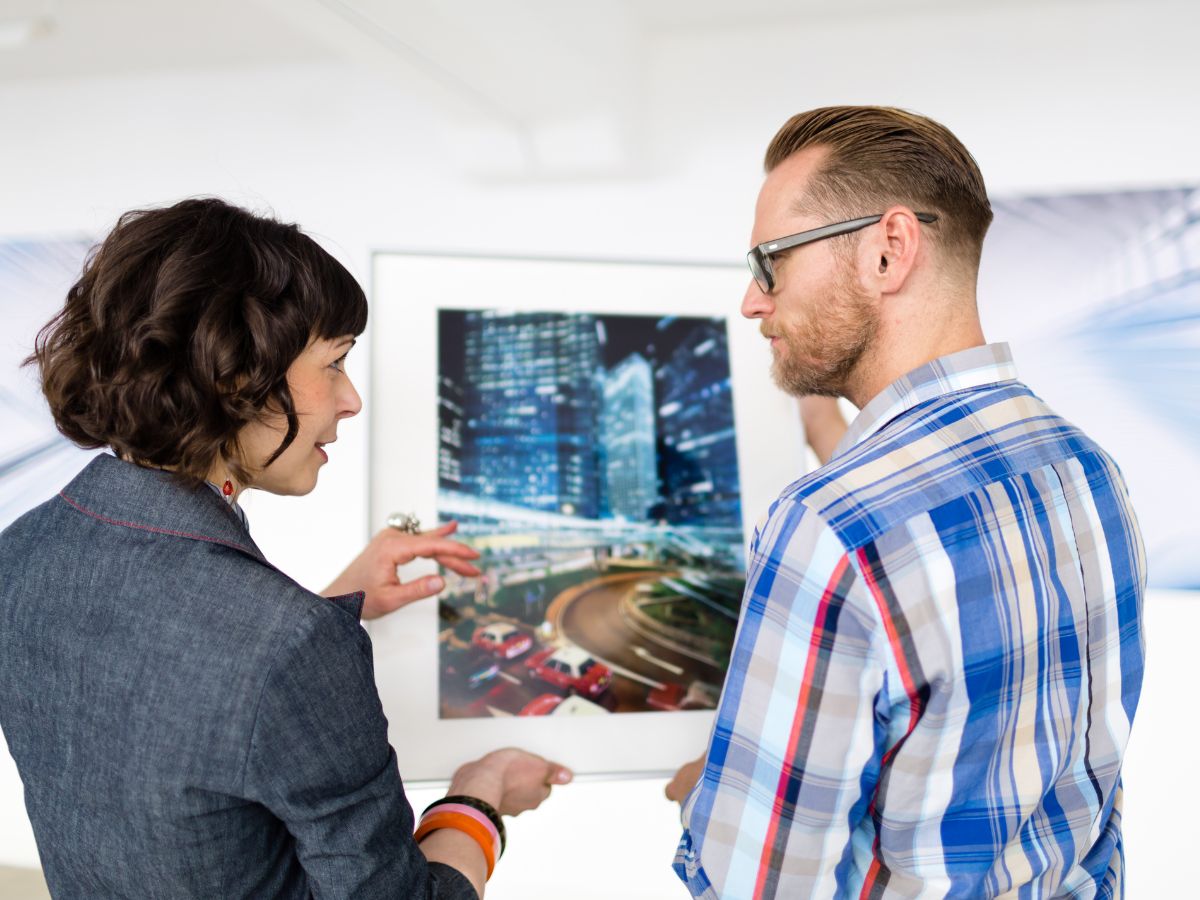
[741, 279, 773, 319]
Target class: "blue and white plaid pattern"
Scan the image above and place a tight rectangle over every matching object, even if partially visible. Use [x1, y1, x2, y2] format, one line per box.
[674, 343, 1146, 899]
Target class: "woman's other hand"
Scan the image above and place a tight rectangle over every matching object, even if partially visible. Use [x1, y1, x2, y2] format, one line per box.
[322, 521, 482, 619]
[448, 748, 573, 817]
[419, 749, 572, 894]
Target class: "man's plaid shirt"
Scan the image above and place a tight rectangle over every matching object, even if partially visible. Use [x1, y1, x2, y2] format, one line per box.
[674, 343, 1146, 899]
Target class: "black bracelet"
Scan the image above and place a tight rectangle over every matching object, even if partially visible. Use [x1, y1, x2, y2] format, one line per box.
[424, 794, 507, 857]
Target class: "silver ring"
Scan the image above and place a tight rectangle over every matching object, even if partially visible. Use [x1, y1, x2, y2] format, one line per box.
[386, 512, 422, 535]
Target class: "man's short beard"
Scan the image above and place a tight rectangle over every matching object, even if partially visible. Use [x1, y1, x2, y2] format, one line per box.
[769, 273, 878, 398]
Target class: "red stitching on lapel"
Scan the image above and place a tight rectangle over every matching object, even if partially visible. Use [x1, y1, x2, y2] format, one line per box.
[57, 490, 258, 557]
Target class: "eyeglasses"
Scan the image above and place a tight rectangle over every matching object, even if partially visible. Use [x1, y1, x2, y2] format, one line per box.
[746, 212, 938, 293]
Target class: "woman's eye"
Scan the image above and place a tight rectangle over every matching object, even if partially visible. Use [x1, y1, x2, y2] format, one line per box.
[331, 355, 348, 372]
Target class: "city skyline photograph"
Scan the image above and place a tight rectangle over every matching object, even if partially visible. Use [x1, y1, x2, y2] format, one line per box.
[435, 308, 747, 721]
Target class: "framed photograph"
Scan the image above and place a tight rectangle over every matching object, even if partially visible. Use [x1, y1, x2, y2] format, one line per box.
[369, 254, 804, 781]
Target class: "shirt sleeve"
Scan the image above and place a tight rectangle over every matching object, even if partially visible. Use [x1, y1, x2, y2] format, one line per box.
[243, 600, 477, 900]
[674, 500, 889, 899]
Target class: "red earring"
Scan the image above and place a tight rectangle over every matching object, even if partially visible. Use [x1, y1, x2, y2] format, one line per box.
[222, 480, 234, 498]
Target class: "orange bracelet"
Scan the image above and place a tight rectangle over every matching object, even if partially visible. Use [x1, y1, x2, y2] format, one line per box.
[415, 809, 497, 878]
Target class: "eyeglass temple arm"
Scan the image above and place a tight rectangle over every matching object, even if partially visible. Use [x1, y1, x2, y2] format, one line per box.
[762, 211, 939, 254]
[761, 216, 881, 253]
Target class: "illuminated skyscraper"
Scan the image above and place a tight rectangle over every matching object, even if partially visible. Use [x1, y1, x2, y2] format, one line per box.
[438, 375, 464, 486]
[459, 311, 601, 518]
[601, 353, 657, 521]
[655, 319, 741, 527]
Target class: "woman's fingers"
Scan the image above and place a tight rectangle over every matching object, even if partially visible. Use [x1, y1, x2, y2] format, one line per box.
[372, 526, 484, 598]
[434, 555, 483, 578]
[370, 576, 446, 614]
[402, 536, 481, 562]
[516, 760, 571, 812]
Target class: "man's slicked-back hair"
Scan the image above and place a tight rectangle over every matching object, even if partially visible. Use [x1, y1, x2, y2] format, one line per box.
[29, 197, 368, 486]
[765, 106, 993, 269]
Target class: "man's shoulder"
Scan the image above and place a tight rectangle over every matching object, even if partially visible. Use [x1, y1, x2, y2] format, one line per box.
[783, 380, 1113, 551]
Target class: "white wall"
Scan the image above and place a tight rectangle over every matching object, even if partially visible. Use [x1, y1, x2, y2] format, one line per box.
[2, 2, 1197, 894]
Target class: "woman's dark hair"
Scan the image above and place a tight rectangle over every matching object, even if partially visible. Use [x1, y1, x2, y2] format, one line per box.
[28, 197, 368, 486]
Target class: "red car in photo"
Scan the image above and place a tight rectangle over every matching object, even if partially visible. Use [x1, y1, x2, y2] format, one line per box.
[517, 694, 564, 716]
[518, 694, 610, 716]
[525, 646, 612, 698]
[472, 622, 533, 660]
[646, 682, 687, 711]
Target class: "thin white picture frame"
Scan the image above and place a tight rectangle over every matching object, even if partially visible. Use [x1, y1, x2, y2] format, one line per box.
[368, 252, 804, 781]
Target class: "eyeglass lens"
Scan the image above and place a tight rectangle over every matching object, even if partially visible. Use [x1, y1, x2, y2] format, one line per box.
[747, 250, 772, 293]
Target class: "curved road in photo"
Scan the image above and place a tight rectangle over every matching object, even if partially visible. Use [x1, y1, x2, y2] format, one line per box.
[552, 572, 727, 711]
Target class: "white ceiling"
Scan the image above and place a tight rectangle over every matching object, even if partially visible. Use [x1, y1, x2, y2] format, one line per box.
[0, 0, 334, 79]
[0, 0, 1177, 184]
[0, 0, 1085, 82]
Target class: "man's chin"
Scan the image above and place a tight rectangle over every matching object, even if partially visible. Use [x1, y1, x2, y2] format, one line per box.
[771, 359, 842, 398]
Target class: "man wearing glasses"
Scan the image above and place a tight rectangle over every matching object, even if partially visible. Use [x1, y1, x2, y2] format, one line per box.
[670, 107, 1145, 898]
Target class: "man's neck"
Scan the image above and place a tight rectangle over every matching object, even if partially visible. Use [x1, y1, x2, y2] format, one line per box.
[843, 312, 986, 409]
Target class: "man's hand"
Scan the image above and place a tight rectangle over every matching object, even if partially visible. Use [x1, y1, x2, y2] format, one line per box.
[665, 752, 707, 805]
[799, 395, 849, 466]
[322, 521, 482, 620]
[449, 748, 574, 816]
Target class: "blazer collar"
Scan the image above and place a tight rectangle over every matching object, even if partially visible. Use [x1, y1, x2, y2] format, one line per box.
[58, 455, 367, 620]
[58, 454, 270, 567]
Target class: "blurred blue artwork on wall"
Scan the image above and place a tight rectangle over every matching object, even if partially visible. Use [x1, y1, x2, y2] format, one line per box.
[1, 239, 98, 531]
[980, 187, 1199, 590]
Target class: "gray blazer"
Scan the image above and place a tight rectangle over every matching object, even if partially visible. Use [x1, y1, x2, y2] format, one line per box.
[0, 455, 475, 899]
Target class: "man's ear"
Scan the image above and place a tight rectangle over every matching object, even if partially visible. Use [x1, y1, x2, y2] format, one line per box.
[860, 206, 922, 295]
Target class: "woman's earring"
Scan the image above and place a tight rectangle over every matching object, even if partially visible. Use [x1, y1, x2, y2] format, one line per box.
[222, 480, 235, 502]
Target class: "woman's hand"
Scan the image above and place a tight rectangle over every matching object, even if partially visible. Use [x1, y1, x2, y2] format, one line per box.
[419, 749, 572, 895]
[448, 748, 573, 817]
[322, 521, 482, 620]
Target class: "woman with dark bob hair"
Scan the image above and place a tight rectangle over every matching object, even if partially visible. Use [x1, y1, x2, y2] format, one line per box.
[0, 198, 570, 899]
